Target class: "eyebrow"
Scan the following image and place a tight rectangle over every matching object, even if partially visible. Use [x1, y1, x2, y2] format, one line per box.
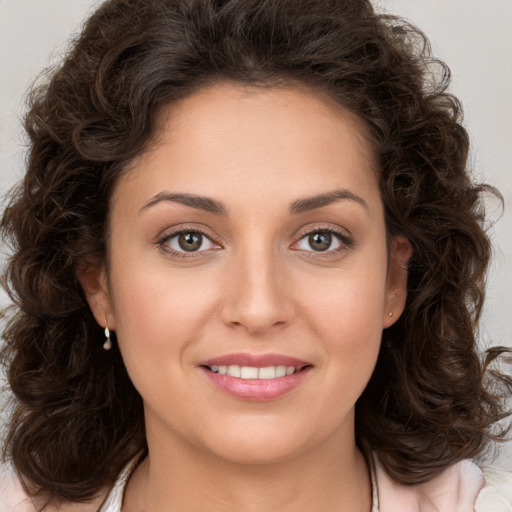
[141, 189, 368, 216]
[141, 192, 228, 215]
[290, 189, 368, 214]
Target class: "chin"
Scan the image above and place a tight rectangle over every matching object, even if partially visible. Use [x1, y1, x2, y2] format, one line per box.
[211, 439, 306, 466]
[196, 419, 324, 466]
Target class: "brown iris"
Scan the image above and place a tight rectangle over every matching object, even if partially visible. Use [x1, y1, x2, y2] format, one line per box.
[308, 231, 332, 251]
[178, 232, 203, 251]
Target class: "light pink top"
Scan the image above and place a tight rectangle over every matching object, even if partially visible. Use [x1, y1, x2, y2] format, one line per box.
[1, 455, 511, 511]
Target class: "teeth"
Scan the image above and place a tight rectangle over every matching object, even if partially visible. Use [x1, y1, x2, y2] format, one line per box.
[227, 365, 241, 378]
[241, 366, 258, 379]
[276, 365, 287, 377]
[209, 365, 298, 379]
[258, 366, 276, 379]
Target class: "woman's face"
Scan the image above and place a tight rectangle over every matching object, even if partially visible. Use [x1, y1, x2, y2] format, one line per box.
[84, 82, 410, 464]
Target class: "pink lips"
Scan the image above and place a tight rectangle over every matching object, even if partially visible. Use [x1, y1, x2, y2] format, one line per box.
[199, 353, 312, 402]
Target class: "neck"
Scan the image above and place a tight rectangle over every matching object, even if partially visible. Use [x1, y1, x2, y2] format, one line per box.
[123, 421, 372, 512]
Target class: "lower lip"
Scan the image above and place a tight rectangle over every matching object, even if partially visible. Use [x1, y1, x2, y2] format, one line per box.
[200, 367, 312, 401]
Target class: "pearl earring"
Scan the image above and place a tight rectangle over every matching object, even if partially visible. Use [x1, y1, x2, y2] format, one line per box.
[103, 317, 112, 350]
[388, 311, 393, 317]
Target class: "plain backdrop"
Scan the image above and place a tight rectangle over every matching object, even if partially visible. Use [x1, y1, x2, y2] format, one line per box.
[0, 0, 510, 471]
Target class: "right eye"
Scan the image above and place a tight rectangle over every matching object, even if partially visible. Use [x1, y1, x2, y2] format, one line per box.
[160, 230, 219, 254]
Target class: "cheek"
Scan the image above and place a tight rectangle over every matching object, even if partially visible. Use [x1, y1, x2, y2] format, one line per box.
[107, 257, 224, 378]
[316, 287, 384, 416]
[301, 263, 387, 335]
[296, 258, 387, 379]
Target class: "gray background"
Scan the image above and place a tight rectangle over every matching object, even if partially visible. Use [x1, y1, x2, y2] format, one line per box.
[0, 0, 510, 470]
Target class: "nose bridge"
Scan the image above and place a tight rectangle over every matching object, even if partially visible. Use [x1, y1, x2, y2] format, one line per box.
[222, 234, 291, 334]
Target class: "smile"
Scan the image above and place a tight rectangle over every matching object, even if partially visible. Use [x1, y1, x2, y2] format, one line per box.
[207, 365, 298, 379]
[199, 354, 313, 401]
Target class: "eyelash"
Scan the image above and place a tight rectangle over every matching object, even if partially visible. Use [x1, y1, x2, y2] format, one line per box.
[156, 226, 353, 258]
[292, 227, 353, 256]
[157, 227, 221, 258]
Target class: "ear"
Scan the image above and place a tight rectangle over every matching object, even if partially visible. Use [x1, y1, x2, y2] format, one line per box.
[77, 258, 116, 331]
[382, 235, 412, 328]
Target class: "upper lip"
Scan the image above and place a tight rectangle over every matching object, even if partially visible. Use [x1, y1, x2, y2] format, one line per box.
[199, 353, 311, 368]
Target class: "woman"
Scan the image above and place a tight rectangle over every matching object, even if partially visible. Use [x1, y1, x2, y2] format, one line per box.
[1, 0, 511, 510]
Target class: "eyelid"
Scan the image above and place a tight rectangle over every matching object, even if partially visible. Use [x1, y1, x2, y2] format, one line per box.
[154, 223, 353, 258]
[156, 224, 222, 256]
[290, 225, 353, 253]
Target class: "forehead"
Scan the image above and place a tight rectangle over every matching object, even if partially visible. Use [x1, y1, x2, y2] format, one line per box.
[154, 81, 376, 164]
[114, 81, 380, 212]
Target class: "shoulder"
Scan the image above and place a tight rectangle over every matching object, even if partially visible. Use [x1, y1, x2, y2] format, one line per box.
[475, 466, 512, 512]
[0, 465, 36, 512]
[0, 464, 109, 512]
[376, 457, 512, 512]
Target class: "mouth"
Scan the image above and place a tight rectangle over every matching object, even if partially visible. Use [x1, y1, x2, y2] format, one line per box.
[199, 354, 313, 401]
[203, 364, 309, 379]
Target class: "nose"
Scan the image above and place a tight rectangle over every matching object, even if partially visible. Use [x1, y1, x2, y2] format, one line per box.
[220, 244, 293, 336]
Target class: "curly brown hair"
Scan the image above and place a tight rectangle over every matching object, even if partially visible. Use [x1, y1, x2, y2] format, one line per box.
[1, 0, 510, 505]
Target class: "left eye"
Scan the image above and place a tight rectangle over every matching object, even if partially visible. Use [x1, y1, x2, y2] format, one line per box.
[295, 230, 345, 252]
[163, 231, 217, 253]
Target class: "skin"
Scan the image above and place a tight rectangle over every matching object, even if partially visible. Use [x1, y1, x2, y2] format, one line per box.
[82, 82, 411, 511]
